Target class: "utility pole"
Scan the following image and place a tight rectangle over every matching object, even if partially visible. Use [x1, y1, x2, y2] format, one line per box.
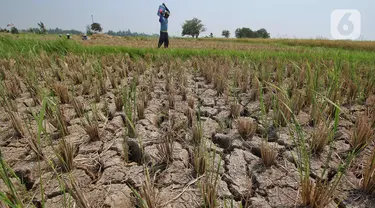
[91, 15, 94, 24]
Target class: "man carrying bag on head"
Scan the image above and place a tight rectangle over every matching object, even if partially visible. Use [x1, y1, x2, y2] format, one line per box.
[157, 3, 170, 48]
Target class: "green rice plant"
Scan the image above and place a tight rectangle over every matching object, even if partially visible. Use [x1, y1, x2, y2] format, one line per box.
[304, 61, 318, 109]
[46, 97, 69, 138]
[213, 72, 225, 96]
[258, 63, 270, 83]
[185, 107, 195, 128]
[0, 147, 29, 207]
[139, 90, 149, 109]
[24, 117, 44, 159]
[93, 62, 107, 96]
[130, 167, 160, 208]
[122, 79, 137, 138]
[200, 148, 221, 208]
[274, 64, 285, 85]
[324, 61, 343, 119]
[267, 80, 358, 208]
[223, 199, 236, 208]
[28, 95, 50, 206]
[192, 120, 203, 147]
[193, 145, 207, 178]
[286, 78, 297, 99]
[258, 83, 273, 140]
[272, 91, 291, 127]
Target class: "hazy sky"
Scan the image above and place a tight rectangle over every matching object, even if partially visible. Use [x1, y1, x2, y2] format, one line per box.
[1, 0, 374, 40]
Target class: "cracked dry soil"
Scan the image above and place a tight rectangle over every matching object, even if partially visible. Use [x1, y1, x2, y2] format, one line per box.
[0, 55, 375, 208]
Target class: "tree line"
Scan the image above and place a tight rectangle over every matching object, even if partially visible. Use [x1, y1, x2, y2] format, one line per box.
[1, 21, 158, 37]
[106, 30, 159, 37]
[2, 18, 270, 39]
[181, 18, 270, 39]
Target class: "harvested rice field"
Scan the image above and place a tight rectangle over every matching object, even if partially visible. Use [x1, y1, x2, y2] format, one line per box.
[0, 35, 375, 208]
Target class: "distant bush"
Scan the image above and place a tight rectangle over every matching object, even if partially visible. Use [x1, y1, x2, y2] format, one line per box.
[222, 30, 230, 38]
[106, 29, 158, 37]
[0, 28, 9, 33]
[10, 27, 19, 34]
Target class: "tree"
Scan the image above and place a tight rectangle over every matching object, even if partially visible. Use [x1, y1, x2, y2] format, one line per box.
[91, 22, 103, 33]
[235, 27, 254, 38]
[38, 22, 47, 34]
[0, 28, 9, 33]
[210, 33, 213, 38]
[106, 29, 158, 37]
[255, 28, 270, 38]
[47, 28, 83, 35]
[86, 25, 93, 36]
[10, 27, 19, 34]
[181, 18, 206, 38]
[235, 27, 270, 38]
[222, 30, 230, 38]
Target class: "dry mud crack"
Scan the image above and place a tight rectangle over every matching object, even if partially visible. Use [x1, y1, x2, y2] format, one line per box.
[1, 55, 375, 208]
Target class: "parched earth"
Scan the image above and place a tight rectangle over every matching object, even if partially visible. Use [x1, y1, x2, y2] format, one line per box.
[0, 56, 375, 208]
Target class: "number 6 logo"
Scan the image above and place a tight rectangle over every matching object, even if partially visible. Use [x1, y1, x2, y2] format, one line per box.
[331, 9, 361, 40]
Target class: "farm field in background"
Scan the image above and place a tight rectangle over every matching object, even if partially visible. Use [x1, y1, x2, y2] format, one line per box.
[3, 33, 375, 52]
[0, 35, 375, 208]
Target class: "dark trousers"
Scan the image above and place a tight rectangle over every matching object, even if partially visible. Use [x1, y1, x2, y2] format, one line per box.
[158, 31, 169, 48]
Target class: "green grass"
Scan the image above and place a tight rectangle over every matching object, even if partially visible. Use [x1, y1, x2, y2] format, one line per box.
[1, 36, 375, 64]
[196, 37, 375, 51]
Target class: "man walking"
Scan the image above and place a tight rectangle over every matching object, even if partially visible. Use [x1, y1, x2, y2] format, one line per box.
[158, 3, 170, 48]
